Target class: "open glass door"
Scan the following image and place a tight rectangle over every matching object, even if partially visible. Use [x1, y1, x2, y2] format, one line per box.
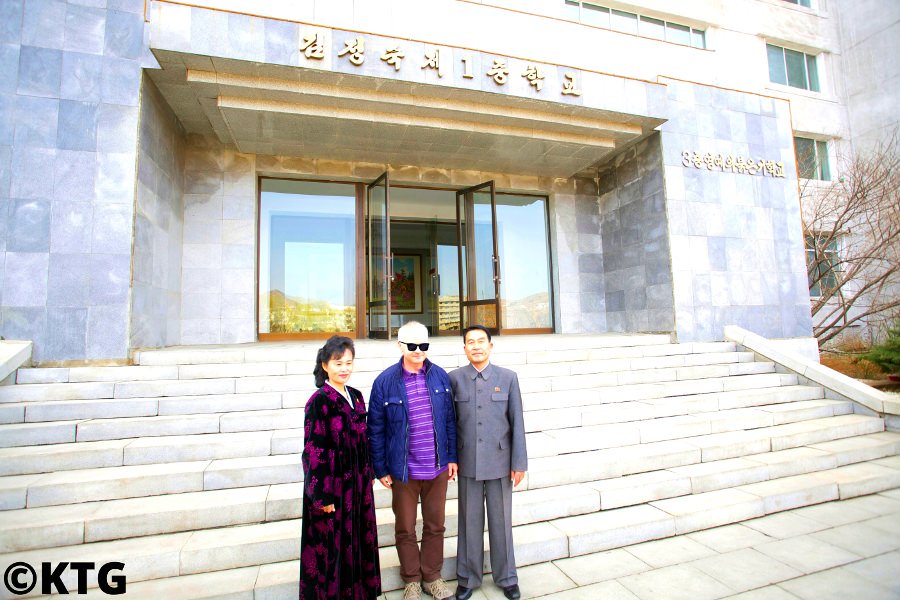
[367, 173, 391, 339]
[457, 181, 501, 333]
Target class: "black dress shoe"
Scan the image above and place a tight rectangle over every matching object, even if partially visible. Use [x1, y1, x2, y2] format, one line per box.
[454, 585, 474, 600]
[501, 584, 521, 600]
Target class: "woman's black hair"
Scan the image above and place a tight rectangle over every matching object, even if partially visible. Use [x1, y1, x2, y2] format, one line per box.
[314, 335, 356, 388]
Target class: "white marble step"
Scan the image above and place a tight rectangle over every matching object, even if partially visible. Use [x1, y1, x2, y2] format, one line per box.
[527, 414, 885, 489]
[0, 375, 801, 448]
[10, 433, 898, 555]
[2, 457, 898, 597]
[0, 364, 806, 434]
[527, 399, 853, 458]
[0, 386, 828, 478]
[6, 351, 758, 404]
[1, 413, 884, 512]
[15, 343, 743, 385]
[129, 334, 676, 366]
[525, 385, 826, 432]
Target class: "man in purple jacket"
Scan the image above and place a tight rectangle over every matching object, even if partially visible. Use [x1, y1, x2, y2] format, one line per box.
[368, 321, 458, 600]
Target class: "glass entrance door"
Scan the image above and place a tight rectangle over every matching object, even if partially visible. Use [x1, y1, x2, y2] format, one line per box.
[366, 173, 391, 339]
[457, 181, 501, 333]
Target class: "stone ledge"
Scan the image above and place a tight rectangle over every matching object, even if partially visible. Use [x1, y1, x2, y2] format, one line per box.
[0, 341, 32, 385]
[724, 326, 893, 416]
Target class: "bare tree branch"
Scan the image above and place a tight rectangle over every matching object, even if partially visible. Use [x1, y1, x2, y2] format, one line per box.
[801, 128, 900, 348]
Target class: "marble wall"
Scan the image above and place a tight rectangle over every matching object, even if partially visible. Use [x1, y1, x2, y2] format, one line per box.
[179, 135, 257, 345]
[0, 0, 148, 362]
[551, 178, 607, 333]
[599, 134, 675, 334]
[659, 78, 813, 341]
[131, 75, 185, 350]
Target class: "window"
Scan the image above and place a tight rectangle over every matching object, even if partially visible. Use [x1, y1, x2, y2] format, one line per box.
[782, 0, 812, 7]
[794, 136, 830, 180]
[806, 234, 839, 297]
[564, 2, 706, 48]
[582, 2, 610, 28]
[767, 44, 820, 91]
[495, 195, 553, 329]
[258, 179, 358, 336]
[639, 16, 665, 40]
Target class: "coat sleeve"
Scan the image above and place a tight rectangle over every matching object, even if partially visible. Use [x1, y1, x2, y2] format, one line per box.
[507, 372, 528, 472]
[302, 393, 339, 510]
[366, 376, 388, 479]
[444, 372, 458, 464]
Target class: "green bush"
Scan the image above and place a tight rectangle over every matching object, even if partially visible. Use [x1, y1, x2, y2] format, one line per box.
[862, 321, 900, 374]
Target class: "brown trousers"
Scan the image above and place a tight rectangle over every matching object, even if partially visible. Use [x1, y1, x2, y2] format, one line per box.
[391, 469, 449, 583]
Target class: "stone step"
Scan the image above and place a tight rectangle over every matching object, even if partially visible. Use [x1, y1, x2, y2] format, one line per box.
[0, 386, 826, 477]
[0, 374, 801, 449]
[15, 344, 745, 385]
[527, 414, 885, 489]
[1, 414, 884, 512]
[11, 433, 898, 555]
[0, 479, 587, 554]
[5, 350, 760, 404]
[2, 456, 897, 596]
[130, 334, 677, 366]
[528, 399, 853, 458]
[0, 365, 816, 434]
[525, 385, 826, 432]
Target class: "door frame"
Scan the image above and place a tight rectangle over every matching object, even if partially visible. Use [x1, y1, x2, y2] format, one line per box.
[366, 172, 392, 340]
[456, 180, 501, 335]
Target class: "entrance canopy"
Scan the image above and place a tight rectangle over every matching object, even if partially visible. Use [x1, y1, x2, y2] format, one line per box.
[148, 19, 665, 179]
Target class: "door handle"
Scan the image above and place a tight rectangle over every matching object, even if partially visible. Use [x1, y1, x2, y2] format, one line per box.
[388, 253, 395, 282]
[436, 273, 441, 296]
[492, 255, 501, 285]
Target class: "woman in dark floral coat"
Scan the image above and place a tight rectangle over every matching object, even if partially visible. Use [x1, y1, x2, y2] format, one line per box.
[300, 336, 381, 599]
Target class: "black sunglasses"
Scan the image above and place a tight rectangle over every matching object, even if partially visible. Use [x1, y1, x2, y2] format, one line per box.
[400, 341, 430, 351]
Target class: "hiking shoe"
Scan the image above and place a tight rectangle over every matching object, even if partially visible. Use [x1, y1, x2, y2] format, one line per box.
[404, 581, 423, 600]
[423, 578, 452, 600]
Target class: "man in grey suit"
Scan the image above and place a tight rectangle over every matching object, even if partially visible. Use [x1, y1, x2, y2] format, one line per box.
[449, 325, 527, 600]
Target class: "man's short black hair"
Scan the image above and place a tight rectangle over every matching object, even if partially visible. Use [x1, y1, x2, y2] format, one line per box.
[463, 325, 491, 343]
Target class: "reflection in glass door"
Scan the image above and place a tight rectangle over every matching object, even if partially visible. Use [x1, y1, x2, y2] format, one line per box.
[366, 173, 391, 339]
[433, 223, 462, 335]
[495, 194, 553, 330]
[457, 181, 500, 332]
[258, 179, 357, 338]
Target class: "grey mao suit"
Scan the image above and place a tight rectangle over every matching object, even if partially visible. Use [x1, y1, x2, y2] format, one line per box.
[449, 363, 527, 588]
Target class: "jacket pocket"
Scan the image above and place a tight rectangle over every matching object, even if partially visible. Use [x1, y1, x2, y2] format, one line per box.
[384, 398, 404, 422]
[491, 392, 508, 401]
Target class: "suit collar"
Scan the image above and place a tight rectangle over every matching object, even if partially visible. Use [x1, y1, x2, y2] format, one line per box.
[465, 362, 493, 380]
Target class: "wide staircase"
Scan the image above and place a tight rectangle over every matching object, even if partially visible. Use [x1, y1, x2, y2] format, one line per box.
[0, 334, 898, 598]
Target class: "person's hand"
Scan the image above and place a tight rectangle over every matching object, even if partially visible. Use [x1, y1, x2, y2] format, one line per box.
[321, 504, 335, 513]
[447, 463, 458, 481]
[511, 471, 525, 487]
[379, 475, 393, 488]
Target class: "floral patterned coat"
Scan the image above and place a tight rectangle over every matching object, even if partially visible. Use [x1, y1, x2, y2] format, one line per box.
[300, 384, 381, 599]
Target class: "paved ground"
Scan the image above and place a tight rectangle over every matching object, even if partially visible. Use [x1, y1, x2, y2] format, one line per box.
[385, 488, 900, 600]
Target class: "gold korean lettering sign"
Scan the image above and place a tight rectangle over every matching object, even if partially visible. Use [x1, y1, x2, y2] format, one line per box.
[682, 151, 786, 177]
[487, 59, 509, 85]
[298, 30, 589, 102]
[422, 48, 444, 77]
[300, 32, 325, 59]
[522, 65, 545, 91]
[338, 37, 365, 65]
[562, 72, 581, 96]
[381, 46, 405, 70]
